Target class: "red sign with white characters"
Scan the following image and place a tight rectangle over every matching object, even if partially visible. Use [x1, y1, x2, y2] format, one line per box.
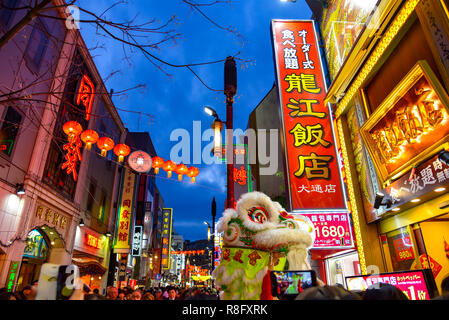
[272, 20, 346, 211]
[393, 235, 415, 262]
[301, 212, 353, 249]
[346, 270, 433, 300]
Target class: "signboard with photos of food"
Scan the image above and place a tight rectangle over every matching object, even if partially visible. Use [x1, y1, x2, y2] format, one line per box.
[271, 19, 346, 211]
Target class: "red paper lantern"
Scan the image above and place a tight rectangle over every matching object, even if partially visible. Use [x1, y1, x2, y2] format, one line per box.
[80, 129, 99, 150]
[152, 156, 164, 174]
[162, 160, 176, 178]
[175, 163, 188, 181]
[63, 121, 83, 137]
[113, 143, 130, 162]
[97, 137, 115, 157]
[187, 167, 200, 183]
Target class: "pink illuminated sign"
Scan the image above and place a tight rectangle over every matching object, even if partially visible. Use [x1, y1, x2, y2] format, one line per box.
[346, 270, 435, 300]
[301, 212, 353, 249]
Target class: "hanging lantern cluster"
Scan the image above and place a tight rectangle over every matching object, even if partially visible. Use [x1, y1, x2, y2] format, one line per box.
[152, 157, 199, 183]
[63, 121, 200, 183]
[63, 121, 130, 163]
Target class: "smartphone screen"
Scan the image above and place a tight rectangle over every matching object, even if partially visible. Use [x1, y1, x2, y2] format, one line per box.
[56, 265, 80, 300]
[270, 270, 316, 297]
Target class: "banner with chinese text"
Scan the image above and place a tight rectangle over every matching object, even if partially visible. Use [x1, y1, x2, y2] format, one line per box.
[113, 167, 137, 253]
[161, 208, 173, 270]
[299, 212, 353, 249]
[271, 20, 346, 211]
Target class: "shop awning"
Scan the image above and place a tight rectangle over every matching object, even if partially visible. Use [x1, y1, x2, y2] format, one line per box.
[72, 257, 107, 276]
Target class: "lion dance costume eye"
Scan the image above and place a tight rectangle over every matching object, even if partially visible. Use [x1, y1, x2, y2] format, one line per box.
[248, 207, 269, 224]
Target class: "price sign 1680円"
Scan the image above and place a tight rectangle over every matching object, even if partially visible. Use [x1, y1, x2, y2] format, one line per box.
[300, 212, 354, 249]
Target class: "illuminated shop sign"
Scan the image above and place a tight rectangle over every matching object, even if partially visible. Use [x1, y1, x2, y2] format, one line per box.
[271, 20, 346, 211]
[346, 269, 438, 300]
[361, 61, 449, 183]
[132, 225, 142, 257]
[375, 153, 449, 216]
[6, 261, 20, 292]
[298, 212, 353, 249]
[75, 75, 95, 121]
[113, 167, 137, 252]
[161, 208, 173, 270]
[85, 233, 103, 250]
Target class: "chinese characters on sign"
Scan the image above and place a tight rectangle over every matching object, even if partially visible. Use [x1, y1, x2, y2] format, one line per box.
[379, 153, 449, 214]
[75, 75, 95, 121]
[6, 261, 19, 292]
[161, 208, 173, 270]
[113, 167, 137, 252]
[346, 271, 433, 300]
[360, 62, 449, 182]
[394, 235, 415, 262]
[62, 135, 82, 181]
[128, 150, 153, 173]
[272, 20, 345, 210]
[35, 204, 69, 231]
[86, 234, 103, 250]
[300, 212, 353, 248]
[132, 225, 142, 257]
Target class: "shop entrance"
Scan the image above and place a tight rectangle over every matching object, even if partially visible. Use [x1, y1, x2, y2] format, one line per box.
[380, 213, 449, 295]
[16, 226, 64, 290]
[16, 228, 49, 290]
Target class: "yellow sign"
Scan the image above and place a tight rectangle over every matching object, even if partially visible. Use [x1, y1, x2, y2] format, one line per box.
[113, 167, 137, 252]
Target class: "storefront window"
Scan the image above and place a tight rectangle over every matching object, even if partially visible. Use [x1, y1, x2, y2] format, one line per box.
[384, 227, 423, 272]
[326, 251, 360, 288]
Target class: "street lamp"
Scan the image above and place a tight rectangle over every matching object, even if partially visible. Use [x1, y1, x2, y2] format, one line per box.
[204, 106, 224, 158]
[204, 106, 219, 120]
[204, 221, 211, 241]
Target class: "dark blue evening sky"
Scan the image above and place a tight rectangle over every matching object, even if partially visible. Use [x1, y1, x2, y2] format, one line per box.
[78, 0, 312, 241]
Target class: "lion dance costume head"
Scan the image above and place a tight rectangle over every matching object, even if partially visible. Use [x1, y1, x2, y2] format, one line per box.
[212, 192, 315, 300]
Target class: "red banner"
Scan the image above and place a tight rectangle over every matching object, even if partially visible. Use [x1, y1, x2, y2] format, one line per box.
[300, 212, 353, 249]
[272, 20, 345, 211]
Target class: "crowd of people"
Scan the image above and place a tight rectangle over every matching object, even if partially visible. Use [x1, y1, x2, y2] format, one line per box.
[0, 281, 220, 301]
[1, 275, 448, 300]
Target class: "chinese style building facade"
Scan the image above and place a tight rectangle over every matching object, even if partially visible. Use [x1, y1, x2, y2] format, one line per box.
[0, 0, 147, 293]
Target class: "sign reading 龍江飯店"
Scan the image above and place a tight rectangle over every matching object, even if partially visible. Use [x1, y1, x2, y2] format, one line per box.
[271, 20, 346, 211]
[160, 208, 173, 270]
[113, 167, 137, 253]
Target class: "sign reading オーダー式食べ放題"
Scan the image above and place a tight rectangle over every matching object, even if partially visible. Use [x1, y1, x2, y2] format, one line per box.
[271, 20, 346, 211]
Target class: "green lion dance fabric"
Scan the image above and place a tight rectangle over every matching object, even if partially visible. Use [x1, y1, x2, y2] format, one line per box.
[212, 192, 315, 300]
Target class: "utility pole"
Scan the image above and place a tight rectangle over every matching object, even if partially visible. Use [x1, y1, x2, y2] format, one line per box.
[211, 197, 216, 275]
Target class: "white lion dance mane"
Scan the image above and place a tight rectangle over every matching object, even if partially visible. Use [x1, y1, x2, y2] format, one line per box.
[212, 192, 315, 300]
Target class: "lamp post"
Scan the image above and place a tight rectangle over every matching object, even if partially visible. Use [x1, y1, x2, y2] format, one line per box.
[204, 57, 236, 207]
[224, 56, 237, 209]
[211, 197, 216, 287]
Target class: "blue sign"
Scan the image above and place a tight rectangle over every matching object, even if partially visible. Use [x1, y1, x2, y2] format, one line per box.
[155, 273, 162, 281]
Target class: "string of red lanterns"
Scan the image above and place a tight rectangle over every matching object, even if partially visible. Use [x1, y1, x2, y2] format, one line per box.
[63, 121, 200, 183]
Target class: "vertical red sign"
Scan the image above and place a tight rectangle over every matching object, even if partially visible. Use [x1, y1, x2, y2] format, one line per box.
[271, 20, 346, 211]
